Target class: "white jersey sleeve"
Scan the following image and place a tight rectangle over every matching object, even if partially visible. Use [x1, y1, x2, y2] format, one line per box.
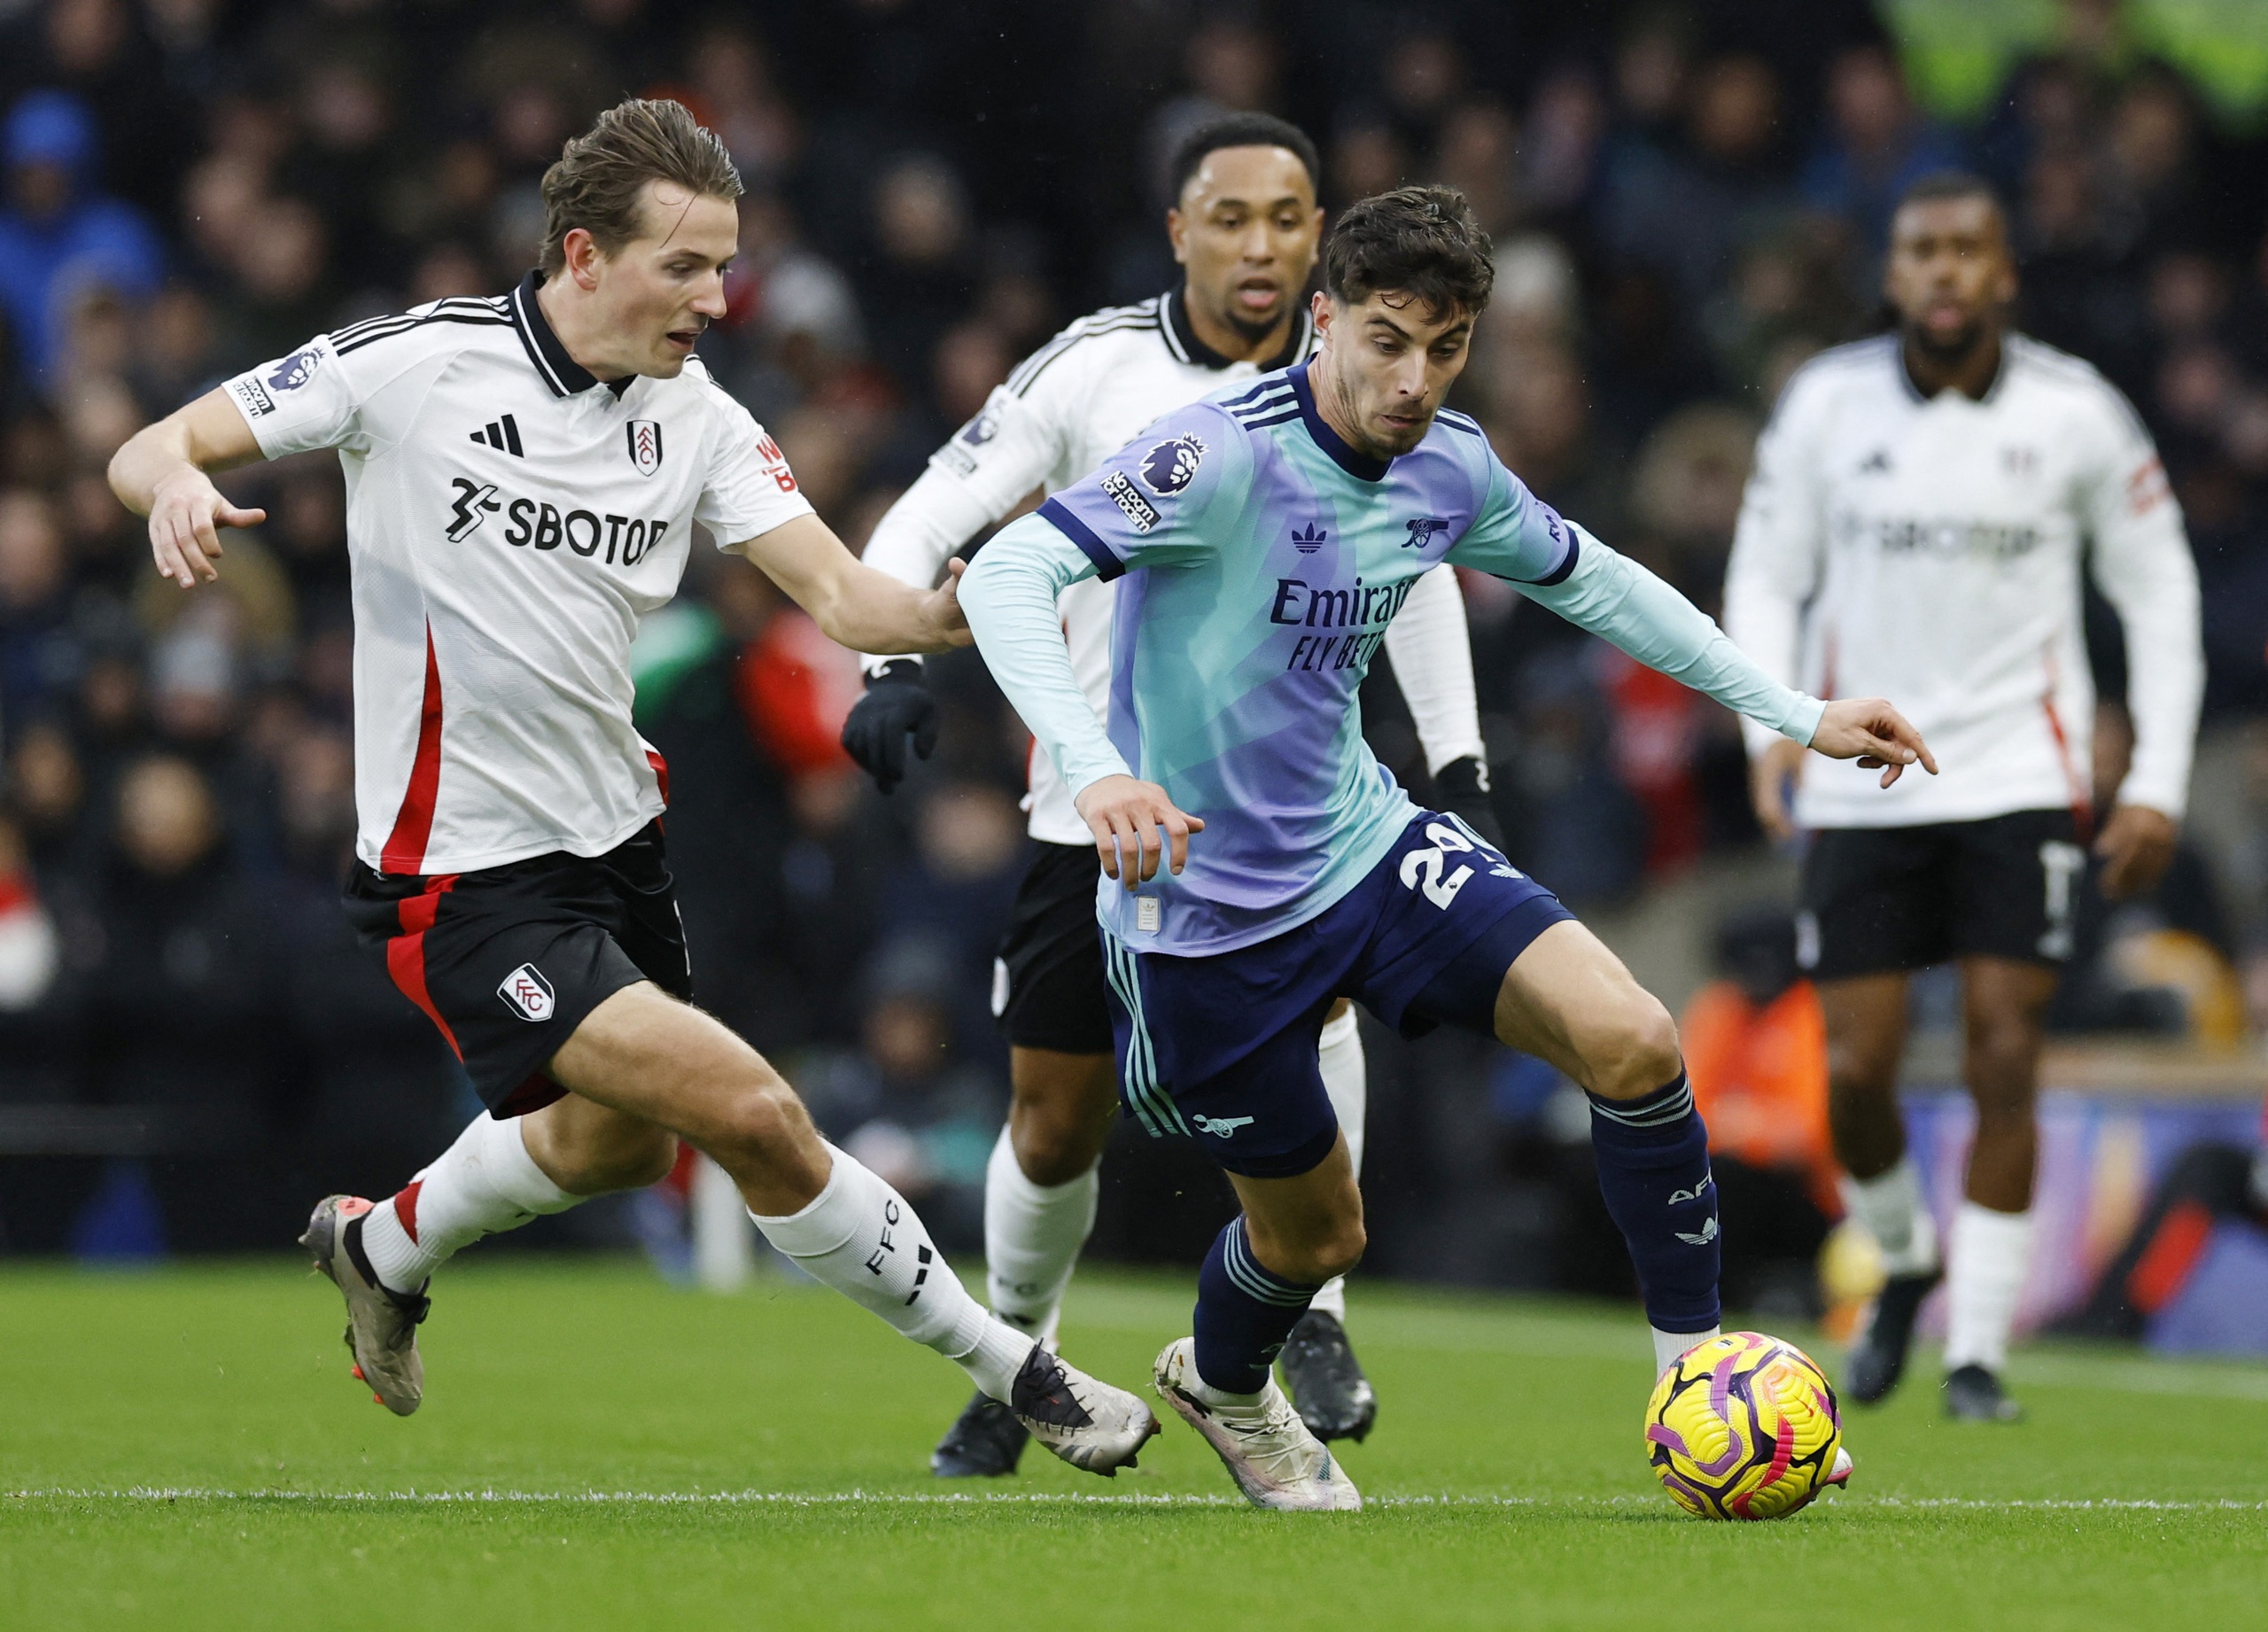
[223, 334, 405, 458]
[1381, 563, 1486, 773]
[690, 373, 818, 547]
[1723, 361, 1832, 758]
[858, 362, 1078, 672]
[2075, 388, 2202, 819]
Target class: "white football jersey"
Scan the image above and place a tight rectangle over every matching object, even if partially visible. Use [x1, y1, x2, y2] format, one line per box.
[1724, 333, 2202, 828]
[864, 288, 1481, 844]
[223, 274, 813, 875]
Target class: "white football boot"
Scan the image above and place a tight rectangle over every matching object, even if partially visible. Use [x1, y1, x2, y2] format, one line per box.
[1006, 1343, 1160, 1475]
[300, 1194, 429, 1416]
[1154, 1337, 1362, 1512]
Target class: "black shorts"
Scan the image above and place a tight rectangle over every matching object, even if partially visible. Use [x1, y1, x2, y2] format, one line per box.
[343, 821, 693, 1116]
[991, 840, 1113, 1055]
[1798, 809, 2088, 982]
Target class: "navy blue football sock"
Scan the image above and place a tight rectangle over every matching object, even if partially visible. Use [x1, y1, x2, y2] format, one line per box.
[1587, 1069, 1721, 1334]
[1192, 1216, 1322, 1395]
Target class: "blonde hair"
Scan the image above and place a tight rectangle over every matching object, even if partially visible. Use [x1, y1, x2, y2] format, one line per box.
[539, 97, 742, 273]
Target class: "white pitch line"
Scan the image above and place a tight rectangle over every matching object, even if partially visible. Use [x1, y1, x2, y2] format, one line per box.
[9, 1488, 2264, 1513]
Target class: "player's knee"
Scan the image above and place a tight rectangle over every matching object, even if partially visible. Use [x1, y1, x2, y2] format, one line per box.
[1301, 1217, 1366, 1284]
[1264, 1222, 1364, 1286]
[620, 1130, 681, 1190]
[1827, 1038, 1901, 1101]
[1012, 1115, 1105, 1187]
[704, 1077, 814, 1167]
[534, 1121, 679, 1196]
[1582, 992, 1682, 1101]
[1964, 1014, 2039, 1093]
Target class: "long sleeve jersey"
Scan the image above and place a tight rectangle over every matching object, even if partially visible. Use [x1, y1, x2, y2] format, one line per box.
[1723, 333, 2202, 828]
[960, 364, 1822, 954]
[860, 287, 1483, 845]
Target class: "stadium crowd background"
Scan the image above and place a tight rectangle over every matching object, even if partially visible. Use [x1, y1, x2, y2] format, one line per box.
[0, 0, 2262, 1306]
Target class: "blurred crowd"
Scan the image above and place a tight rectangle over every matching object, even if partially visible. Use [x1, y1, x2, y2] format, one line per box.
[0, 0, 2262, 1276]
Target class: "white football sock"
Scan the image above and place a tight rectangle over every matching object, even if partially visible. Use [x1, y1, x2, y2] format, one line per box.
[1838, 1155, 1941, 1278]
[1943, 1201, 2033, 1374]
[982, 1123, 1098, 1346]
[1308, 1006, 1367, 1324]
[358, 1112, 579, 1294]
[1184, 1369, 1274, 1412]
[751, 1143, 1033, 1402]
[1653, 1325, 1719, 1374]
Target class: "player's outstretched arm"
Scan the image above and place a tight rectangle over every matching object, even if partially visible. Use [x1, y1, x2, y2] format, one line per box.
[1515, 525, 1936, 787]
[733, 512, 972, 654]
[108, 388, 269, 589]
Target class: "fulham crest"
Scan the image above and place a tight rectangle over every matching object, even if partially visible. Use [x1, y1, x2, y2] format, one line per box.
[626, 419, 664, 477]
[498, 963, 556, 1022]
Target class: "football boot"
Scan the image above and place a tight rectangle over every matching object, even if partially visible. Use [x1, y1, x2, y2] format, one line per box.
[1842, 1267, 1941, 1404]
[1155, 1337, 1361, 1512]
[1278, 1309, 1379, 1442]
[930, 1387, 1031, 1477]
[1007, 1345, 1158, 1476]
[300, 1194, 430, 1417]
[1942, 1364, 2023, 1423]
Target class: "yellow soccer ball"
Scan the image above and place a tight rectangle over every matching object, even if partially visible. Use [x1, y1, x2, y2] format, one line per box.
[1643, 1331, 1852, 1520]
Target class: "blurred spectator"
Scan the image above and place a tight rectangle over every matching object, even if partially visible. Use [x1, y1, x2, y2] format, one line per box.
[70, 753, 284, 1246]
[1146, 18, 1282, 210]
[797, 936, 1002, 1249]
[681, 19, 801, 190]
[1602, 53, 1792, 314]
[0, 89, 163, 389]
[0, 489, 79, 731]
[1800, 43, 1963, 262]
[858, 153, 975, 397]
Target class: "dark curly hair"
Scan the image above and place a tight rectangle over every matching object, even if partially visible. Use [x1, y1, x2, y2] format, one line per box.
[1320, 184, 1494, 323]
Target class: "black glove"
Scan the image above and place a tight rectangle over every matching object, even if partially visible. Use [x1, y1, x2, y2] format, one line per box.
[1433, 755, 1506, 851]
[840, 660, 938, 794]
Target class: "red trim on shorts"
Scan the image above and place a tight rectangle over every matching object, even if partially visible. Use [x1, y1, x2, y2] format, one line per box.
[385, 873, 463, 1060]
[493, 1072, 567, 1119]
[381, 627, 446, 874]
[394, 1178, 423, 1245]
[2039, 650, 2094, 843]
[2125, 1199, 2215, 1314]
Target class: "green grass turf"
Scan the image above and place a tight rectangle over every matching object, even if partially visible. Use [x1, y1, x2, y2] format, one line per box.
[3, 1259, 2264, 1630]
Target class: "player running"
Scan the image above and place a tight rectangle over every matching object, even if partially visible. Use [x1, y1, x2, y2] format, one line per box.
[1724, 172, 2203, 1422]
[959, 185, 1925, 1510]
[105, 99, 1159, 1476]
[843, 113, 1495, 1473]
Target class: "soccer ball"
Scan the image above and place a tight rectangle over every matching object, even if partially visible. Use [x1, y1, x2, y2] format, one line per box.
[1643, 1332, 1852, 1520]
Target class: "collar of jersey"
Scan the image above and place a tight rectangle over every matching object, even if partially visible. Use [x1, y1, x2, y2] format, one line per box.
[511, 270, 633, 399]
[1895, 330, 2011, 408]
[1162, 284, 1314, 374]
[1285, 361, 1390, 482]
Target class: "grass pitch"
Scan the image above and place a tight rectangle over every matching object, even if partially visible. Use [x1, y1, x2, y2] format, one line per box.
[3, 1260, 2263, 1630]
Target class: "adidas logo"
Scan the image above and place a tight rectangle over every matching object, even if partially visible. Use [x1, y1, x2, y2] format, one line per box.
[1293, 522, 1325, 554]
[470, 414, 524, 456]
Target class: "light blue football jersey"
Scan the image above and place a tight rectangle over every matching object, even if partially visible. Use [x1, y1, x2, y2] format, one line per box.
[1029, 361, 1575, 952]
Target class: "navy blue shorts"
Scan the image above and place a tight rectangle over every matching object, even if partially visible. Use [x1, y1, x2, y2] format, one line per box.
[1100, 810, 1573, 1178]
